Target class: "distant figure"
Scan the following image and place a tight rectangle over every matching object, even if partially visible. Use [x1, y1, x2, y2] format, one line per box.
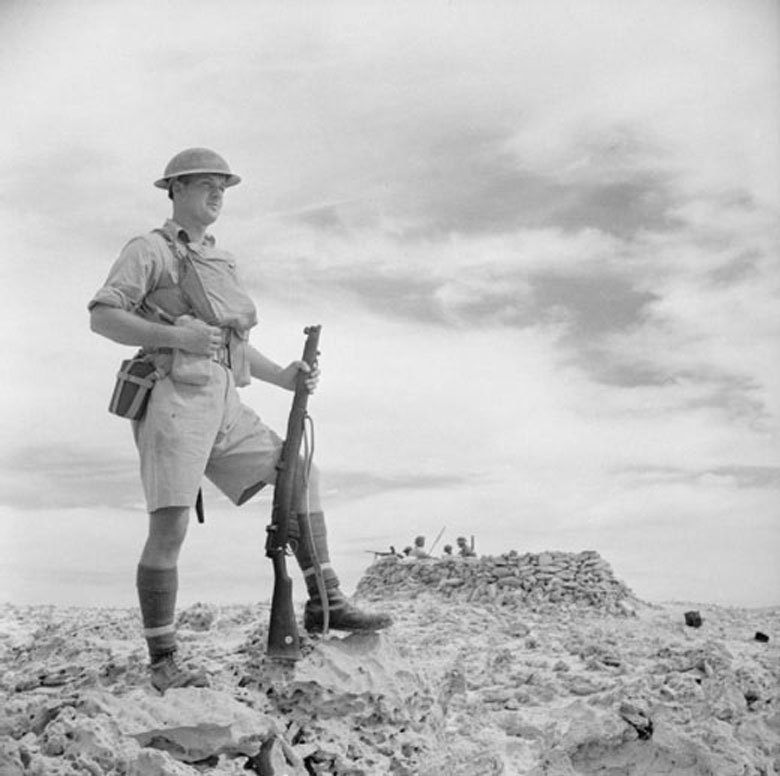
[403, 546, 413, 556]
[457, 536, 476, 557]
[409, 535, 431, 559]
[442, 544, 453, 557]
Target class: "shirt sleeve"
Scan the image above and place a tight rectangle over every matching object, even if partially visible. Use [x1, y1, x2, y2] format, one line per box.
[87, 235, 163, 313]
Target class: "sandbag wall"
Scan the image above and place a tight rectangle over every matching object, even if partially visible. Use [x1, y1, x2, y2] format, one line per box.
[354, 550, 639, 614]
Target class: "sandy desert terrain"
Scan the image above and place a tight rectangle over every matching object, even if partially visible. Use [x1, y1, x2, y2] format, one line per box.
[1, 554, 778, 775]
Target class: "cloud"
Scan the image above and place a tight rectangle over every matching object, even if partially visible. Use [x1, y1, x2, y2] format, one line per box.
[0, 144, 133, 242]
[0, 446, 141, 511]
[260, 115, 683, 241]
[383, 123, 683, 239]
[710, 466, 780, 489]
[318, 267, 447, 325]
[530, 272, 659, 339]
[322, 470, 469, 502]
[0, 441, 468, 517]
[239, 190, 778, 447]
[621, 465, 780, 490]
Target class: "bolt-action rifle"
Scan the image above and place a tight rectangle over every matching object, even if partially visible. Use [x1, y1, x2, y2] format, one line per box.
[265, 325, 321, 661]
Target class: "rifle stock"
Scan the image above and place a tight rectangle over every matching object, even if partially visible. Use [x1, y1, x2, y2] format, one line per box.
[265, 325, 321, 661]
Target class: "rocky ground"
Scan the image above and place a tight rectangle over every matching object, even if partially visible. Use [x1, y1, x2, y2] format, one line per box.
[1, 556, 778, 775]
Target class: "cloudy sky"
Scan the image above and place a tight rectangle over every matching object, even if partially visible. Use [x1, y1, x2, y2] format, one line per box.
[1, 0, 778, 608]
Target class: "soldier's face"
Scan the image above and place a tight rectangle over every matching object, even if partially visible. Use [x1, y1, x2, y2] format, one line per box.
[175, 174, 227, 225]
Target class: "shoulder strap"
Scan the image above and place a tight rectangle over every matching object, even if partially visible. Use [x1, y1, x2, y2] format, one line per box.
[150, 228, 186, 279]
[150, 228, 218, 325]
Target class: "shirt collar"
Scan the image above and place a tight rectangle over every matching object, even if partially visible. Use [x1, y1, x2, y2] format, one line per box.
[164, 219, 216, 248]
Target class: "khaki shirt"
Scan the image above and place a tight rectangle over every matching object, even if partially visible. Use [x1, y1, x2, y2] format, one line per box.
[89, 220, 258, 386]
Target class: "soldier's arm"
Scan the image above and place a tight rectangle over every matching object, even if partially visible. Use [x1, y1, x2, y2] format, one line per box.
[246, 343, 317, 392]
[90, 305, 221, 356]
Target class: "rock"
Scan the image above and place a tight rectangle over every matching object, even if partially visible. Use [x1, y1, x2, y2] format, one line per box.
[618, 701, 653, 740]
[245, 735, 307, 775]
[354, 551, 641, 614]
[0, 751, 24, 776]
[565, 677, 606, 696]
[177, 602, 217, 632]
[1, 570, 777, 775]
[495, 711, 546, 740]
[684, 611, 703, 628]
[84, 687, 276, 762]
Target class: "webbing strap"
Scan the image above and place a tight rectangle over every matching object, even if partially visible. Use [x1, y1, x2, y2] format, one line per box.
[151, 229, 218, 325]
[125, 387, 148, 420]
[116, 371, 156, 388]
[150, 229, 212, 525]
[299, 413, 329, 635]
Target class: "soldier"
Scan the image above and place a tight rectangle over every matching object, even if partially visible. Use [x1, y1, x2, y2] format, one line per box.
[456, 536, 476, 557]
[409, 535, 430, 559]
[89, 148, 392, 692]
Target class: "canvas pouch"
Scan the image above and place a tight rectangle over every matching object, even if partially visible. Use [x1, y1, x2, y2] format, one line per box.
[170, 349, 212, 385]
[108, 353, 160, 420]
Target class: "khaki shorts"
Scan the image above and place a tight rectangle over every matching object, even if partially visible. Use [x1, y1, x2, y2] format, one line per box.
[133, 364, 282, 512]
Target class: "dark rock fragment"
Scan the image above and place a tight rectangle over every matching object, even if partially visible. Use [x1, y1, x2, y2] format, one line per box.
[684, 611, 702, 628]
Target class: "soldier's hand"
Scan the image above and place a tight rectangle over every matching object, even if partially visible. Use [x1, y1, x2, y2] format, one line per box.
[278, 360, 320, 393]
[303, 362, 320, 393]
[174, 315, 223, 356]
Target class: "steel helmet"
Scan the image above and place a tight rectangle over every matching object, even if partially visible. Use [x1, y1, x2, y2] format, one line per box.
[154, 148, 241, 189]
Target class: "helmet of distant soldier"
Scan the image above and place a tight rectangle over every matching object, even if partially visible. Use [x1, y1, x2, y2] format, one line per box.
[154, 148, 241, 189]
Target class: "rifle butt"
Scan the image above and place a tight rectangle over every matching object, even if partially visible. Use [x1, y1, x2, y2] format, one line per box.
[266, 555, 301, 661]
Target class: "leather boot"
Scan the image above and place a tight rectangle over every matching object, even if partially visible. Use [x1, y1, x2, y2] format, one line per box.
[292, 511, 393, 633]
[150, 653, 210, 693]
[304, 589, 393, 633]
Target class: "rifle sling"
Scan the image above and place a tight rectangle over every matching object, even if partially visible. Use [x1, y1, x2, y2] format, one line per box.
[299, 507, 329, 635]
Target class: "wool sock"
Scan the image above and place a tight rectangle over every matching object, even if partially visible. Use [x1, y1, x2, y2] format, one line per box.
[290, 511, 340, 602]
[136, 564, 178, 662]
